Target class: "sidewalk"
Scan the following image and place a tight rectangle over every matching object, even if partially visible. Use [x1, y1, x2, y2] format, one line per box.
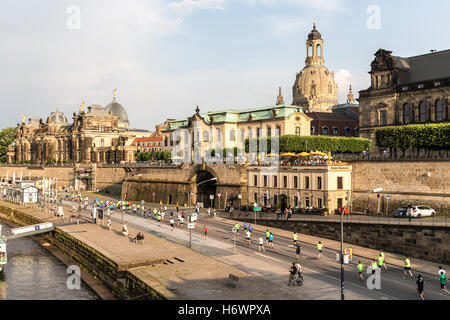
[217, 215, 449, 277]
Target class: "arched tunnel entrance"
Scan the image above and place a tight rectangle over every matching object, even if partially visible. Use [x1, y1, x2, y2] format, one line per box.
[195, 170, 217, 208]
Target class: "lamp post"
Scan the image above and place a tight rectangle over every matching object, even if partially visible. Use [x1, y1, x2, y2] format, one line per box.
[340, 187, 382, 300]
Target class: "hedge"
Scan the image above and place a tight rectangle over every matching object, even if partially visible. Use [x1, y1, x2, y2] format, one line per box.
[375, 123, 450, 149]
[136, 150, 171, 161]
[245, 135, 372, 153]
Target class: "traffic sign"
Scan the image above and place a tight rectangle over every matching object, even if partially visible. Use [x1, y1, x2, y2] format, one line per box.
[344, 248, 353, 262]
[188, 223, 195, 229]
[386, 194, 390, 199]
[217, 194, 221, 198]
[377, 193, 380, 198]
[238, 194, 242, 199]
[209, 195, 214, 200]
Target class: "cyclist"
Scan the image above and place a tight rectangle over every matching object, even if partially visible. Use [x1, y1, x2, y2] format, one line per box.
[317, 241, 323, 259]
[288, 263, 298, 286]
[404, 256, 413, 280]
[439, 271, 449, 294]
[357, 261, 365, 280]
[417, 274, 425, 300]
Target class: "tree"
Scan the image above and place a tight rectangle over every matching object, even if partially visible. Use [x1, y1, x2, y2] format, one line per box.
[0, 127, 17, 162]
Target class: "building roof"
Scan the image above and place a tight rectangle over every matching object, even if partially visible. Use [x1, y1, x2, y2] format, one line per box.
[393, 49, 450, 84]
[131, 137, 163, 145]
[105, 99, 129, 124]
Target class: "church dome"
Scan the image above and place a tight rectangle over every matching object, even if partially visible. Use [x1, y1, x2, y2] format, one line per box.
[308, 24, 322, 40]
[105, 99, 129, 124]
[47, 111, 68, 124]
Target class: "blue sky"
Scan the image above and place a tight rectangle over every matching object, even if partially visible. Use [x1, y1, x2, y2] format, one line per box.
[0, 0, 449, 131]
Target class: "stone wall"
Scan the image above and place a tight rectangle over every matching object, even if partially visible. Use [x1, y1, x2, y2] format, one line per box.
[234, 217, 450, 265]
[350, 160, 450, 213]
[95, 166, 127, 196]
[0, 165, 74, 188]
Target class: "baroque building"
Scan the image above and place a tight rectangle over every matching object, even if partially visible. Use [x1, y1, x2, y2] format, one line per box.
[292, 22, 339, 112]
[358, 49, 450, 142]
[8, 91, 153, 164]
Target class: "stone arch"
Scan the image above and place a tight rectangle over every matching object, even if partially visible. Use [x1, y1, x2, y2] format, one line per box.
[188, 165, 220, 208]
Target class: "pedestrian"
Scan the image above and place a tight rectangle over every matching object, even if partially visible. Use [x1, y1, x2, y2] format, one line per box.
[258, 237, 265, 252]
[292, 232, 298, 245]
[107, 218, 112, 231]
[357, 261, 364, 280]
[180, 216, 184, 228]
[157, 213, 161, 225]
[380, 250, 388, 270]
[243, 222, 247, 232]
[404, 256, 413, 280]
[170, 218, 175, 231]
[417, 274, 425, 300]
[170, 210, 173, 218]
[371, 259, 377, 274]
[203, 225, 208, 239]
[265, 229, 270, 245]
[295, 242, 301, 260]
[248, 224, 253, 235]
[439, 271, 449, 295]
[122, 224, 130, 236]
[176, 203, 179, 212]
[235, 223, 240, 234]
[288, 263, 297, 286]
[246, 230, 251, 246]
[438, 266, 446, 277]
[317, 241, 323, 259]
[377, 254, 384, 272]
[161, 210, 165, 221]
[268, 232, 274, 248]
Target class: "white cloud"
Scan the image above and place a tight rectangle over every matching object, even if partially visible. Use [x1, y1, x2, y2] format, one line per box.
[169, 0, 226, 15]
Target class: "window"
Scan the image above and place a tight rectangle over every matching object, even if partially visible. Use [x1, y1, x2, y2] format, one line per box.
[164, 136, 168, 146]
[257, 128, 261, 138]
[203, 131, 210, 142]
[317, 198, 322, 208]
[305, 197, 310, 207]
[381, 75, 386, 88]
[311, 126, 316, 135]
[240, 129, 245, 142]
[100, 139, 104, 147]
[403, 103, 411, 123]
[337, 177, 343, 190]
[274, 195, 278, 206]
[283, 176, 287, 188]
[273, 176, 278, 187]
[229, 130, 235, 141]
[375, 76, 378, 89]
[328, 82, 332, 94]
[355, 127, 359, 136]
[436, 100, 443, 121]
[337, 198, 343, 209]
[294, 196, 298, 207]
[295, 127, 301, 135]
[317, 44, 322, 56]
[322, 126, 329, 135]
[293, 176, 298, 188]
[332, 127, 339, 136]
[378, 110, 386, 126]
[308, 45, 313, 57]
[305, 176, 310, 189]
[254, 193, 258, 203]
[419, 101, 426, 122]
[216, 129, 221, 141]
[267, 126, 272, 137]
[344, 127, 351, 136]
[276, 126, 281, 136]
[263, 175, 267, 187]
[254, 175, 258, 186]
[317, 177, 322, 190]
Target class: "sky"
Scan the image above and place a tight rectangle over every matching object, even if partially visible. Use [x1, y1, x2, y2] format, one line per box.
[0, 0, 449, 131]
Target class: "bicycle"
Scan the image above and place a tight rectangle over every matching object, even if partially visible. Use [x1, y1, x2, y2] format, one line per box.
[294, 272, 304, 286]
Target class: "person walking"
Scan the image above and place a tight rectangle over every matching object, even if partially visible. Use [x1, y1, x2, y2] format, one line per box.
[268, 232, 274, 248]
[439, 271, 449, 295]
[357, 261, 365, 280]
[170, 218, 175, 231]
[417, 274, 425, 300]
[258, 237, 265, 252]
[404, 256, 413, 280]
[203, 225, 208, 239]
[317, 241, 324, 259]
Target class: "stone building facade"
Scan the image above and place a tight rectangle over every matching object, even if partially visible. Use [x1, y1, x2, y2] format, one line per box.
[7, 93, 151, 164]
[358, 49, 450, 144]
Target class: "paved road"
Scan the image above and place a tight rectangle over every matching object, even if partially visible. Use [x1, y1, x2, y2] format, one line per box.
[58, 198, 450, 300]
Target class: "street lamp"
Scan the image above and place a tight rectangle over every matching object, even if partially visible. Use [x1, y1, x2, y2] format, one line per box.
[340, 187, 382, 300]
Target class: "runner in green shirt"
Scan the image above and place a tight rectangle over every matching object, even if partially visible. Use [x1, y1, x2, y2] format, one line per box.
[439, 272, 449, 294]
[265, 230, 270, 245]
[371, 260, 377, 274]
[379, 250, 388, 270]
[235, 223, 240, 234]
[357, 261, 365, 280]
[317, 241, 324, 259]
[404, 257, 413, 280]
[377, 254, 384, 272]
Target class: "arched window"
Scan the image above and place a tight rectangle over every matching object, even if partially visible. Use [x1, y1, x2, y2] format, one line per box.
[333, 127, 339, 136]
[203, 131, 209, 142]
[322, 126, 329, 135]
[317, 44, 322, 56]
[295, 127, 301, 135]
[308, 45, 313, 57]
[403, 103, 411, 124]
[276, 125, 281, 136]
[311, 126, 316, 135]
[419, 101, 426, 122]
[436, 99, 443, 121]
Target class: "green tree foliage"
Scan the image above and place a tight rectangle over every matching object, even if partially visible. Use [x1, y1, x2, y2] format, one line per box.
[0, 127, 17, 162]
[245, 135, 371, 153]
[206, 147, 242, 158]
[375, 123, 450, 149]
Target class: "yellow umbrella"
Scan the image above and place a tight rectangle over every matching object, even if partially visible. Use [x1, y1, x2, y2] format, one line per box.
[266, 153, 279, 157]
[296, 152, 310, 157]
[310, 151, 327, 156]
[280, 152, 296, 157]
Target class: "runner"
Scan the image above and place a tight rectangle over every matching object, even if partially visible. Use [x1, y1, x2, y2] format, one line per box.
[243, 222, 247, 232]
[246, 230, 251, 246]
[439, 271, 449, 294]
[177, 213, 181, 226]
[377, 253, 384, 272]
[404, 256, 413, 280]
[317, 241, 323, 259]
[438, 266, 447, 277]
[157, 213, 161, 225]
[258, 237, 265, 252]
[235, 223, 240, 234]
[295, 242, 301, 260]
[180, 216, 184, 228]
[292, 232, 298, 245]
[357, 261, 364, 280]
[268, 232, 274, 248]
[417, 274, 425, 300]
[265, 230, 270, 245]
[170, 218, 175, 231]
[203, 225, 208, 239]
[248, 224, 253, 235]
[371, 259, 377, 275]
[379, 250, 388, 270]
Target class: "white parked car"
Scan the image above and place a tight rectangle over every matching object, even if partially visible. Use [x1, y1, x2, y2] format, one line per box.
[407, 205, 436, 218]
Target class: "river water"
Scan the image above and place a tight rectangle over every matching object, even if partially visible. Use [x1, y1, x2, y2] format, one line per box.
[0, 224, 99, 300]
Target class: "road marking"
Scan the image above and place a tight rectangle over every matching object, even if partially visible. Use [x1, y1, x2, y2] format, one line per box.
[254, 252, 284, 263]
